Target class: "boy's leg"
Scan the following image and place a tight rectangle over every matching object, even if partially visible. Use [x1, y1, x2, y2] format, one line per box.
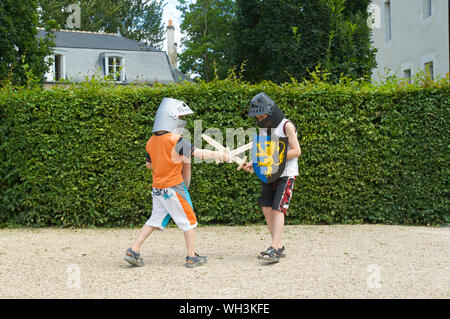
[260, 179, 285, 248]
[131, 224, 157, 253]
[167, 184, 198, 235]
[262, 206, 275, 237]
[271, 177, 295, 249]
[270, 210, 285, 250]
[162, 184, 206, 267]
[128, 190, 167, 254]
[259, 181, 276, 234]
[125, 224, 158, 267]
[184, 228, 196, 257]
[184, 228, 207, 267]
[260, 177, 295, 260]
[132, 188, 169, 253]
[260, 207, 284, 251]
[258, 181, 276, 259]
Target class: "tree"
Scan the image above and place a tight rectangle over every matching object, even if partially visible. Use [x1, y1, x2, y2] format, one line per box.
[322, 0, 376, 82]
[0, 0, 55, 86]
[233, 0, 327, 83]
[37, 0, 165, 49]
[232, 0, 376, 83]
[177, 0, 236, 81]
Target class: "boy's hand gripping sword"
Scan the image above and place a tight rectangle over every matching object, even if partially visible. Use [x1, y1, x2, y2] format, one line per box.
[201, 134, 252, 170]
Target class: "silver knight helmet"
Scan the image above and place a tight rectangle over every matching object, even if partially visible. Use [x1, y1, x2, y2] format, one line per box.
[247, 92, 285, 129]
[151, 98, 194, 133]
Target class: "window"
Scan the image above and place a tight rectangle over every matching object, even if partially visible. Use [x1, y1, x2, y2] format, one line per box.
[45, 52, 66, 82]
[102, 53, 126, 82]
[384, 1, 392, 41]
[423, 0, 432, 19]
[107, 56, 124, 81]
[403, 69, 411, 83]
[54, 54, 63, 81]
[424, 61, 434, 80]
[108, 56, 121, 81]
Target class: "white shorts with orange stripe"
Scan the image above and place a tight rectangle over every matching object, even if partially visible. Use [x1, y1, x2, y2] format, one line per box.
[145, 182, 197, 232]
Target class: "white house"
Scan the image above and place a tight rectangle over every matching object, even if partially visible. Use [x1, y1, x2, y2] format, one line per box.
[369, 0, 449, 82]
[37, 22, 186, 84]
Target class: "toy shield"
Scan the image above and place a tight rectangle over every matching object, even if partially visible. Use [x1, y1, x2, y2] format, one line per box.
[252, 134, 288, 183]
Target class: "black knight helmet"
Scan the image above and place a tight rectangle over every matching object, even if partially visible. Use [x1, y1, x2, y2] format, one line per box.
[248, 92, 285, 128]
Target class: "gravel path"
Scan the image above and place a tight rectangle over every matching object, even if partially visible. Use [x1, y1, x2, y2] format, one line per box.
[0, 225, 449, 299]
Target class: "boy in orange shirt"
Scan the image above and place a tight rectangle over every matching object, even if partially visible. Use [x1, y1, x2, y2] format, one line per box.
[124, 98, 229, 268]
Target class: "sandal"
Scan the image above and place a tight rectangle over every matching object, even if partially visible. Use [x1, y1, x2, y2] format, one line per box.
[258, 247, 269, 259]
[258, 246, 286, 259]
[124, 248, 145, 267]
[275, 246, 286, 258]
[258, 247, 280, 263]
[185, 253, 207, 268]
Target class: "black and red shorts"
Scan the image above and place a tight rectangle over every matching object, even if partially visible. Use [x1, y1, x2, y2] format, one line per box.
[258, 176, 296, 214]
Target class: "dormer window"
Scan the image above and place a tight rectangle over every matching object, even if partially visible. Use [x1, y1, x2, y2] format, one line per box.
[107, 56, 123, 81]
[102, 53, 126, 82]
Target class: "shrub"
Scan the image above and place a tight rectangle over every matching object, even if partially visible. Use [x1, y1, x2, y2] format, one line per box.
[0, 77, 448, 227]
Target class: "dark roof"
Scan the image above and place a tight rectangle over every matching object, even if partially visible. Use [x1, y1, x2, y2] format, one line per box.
[37, 29, 161, 52]
[172, 68, 191, 82]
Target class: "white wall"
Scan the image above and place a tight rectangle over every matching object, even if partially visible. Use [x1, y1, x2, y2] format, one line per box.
[51, 48, 176, 83]
[370, 0, 449, 82]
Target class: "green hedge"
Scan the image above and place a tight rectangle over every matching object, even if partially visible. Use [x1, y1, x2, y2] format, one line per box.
[1, 78, 449, 227]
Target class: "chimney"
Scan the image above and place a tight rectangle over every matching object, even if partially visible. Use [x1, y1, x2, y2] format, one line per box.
[167, 19, 177, 68]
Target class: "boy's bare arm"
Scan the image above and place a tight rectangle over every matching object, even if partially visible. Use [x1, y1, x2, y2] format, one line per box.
[192, 148, 229, 162]
[145, 152, 152, 170]
[182, 161, 191, 189]
[285, 122, 301, 159]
